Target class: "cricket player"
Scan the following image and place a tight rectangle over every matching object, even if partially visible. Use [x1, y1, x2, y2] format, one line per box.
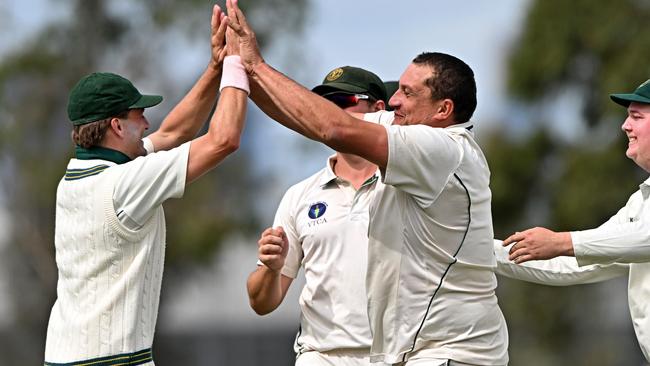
[495, 78, 650, 363]
[247, 66, 387, 365]
[44, 6, 249, 365]
[226, 1, 508, 364]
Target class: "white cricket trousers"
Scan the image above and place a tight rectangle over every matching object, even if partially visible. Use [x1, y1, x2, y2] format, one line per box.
[398, 359, 504, 366]
[295, 349, 373, 366]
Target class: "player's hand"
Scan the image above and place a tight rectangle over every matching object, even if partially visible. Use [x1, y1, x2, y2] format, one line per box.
[225, 26, 239, 56]
[257, 226, 289, 272]
[209, 4, 228, 71]
[503, 227, 574, 264]
[225, 0, 264, 74]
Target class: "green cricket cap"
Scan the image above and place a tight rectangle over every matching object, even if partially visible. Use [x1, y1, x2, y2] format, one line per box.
[67, 72, 163, 125]
[312, 66, 387, 103]
[610, 79, 650, 107]
[383, 81, 399, 111]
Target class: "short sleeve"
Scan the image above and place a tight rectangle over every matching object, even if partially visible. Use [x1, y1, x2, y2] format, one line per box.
[113, 141, 190, 230]
[363, 110, 395, 126]
[143, 137, 155, 154]
[272, 186, 302, 279]
[383, 124, 463, 207]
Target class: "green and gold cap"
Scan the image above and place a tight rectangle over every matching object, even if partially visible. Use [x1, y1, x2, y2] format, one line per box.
[312, 66, 387, 103]
[610, 79, 650, 107]
[67, 72, 162, 125]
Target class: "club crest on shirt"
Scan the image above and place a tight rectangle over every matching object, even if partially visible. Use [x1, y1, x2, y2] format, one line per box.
[307, 202, 328, 227]
[308, 202, 327, 219]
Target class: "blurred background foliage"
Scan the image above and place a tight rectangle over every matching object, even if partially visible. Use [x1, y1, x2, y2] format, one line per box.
[1, 0, 649, 364]
[487, 0, 650, 364]
[0, 0, 308, 364]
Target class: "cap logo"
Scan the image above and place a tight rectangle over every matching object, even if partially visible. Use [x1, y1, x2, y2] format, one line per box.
[326, 68, 344, 82]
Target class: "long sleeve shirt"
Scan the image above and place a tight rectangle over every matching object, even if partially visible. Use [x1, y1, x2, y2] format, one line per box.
[495, 177, 650, 361]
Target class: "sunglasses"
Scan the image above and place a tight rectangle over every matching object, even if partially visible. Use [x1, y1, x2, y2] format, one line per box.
[323, 93, 372, 109]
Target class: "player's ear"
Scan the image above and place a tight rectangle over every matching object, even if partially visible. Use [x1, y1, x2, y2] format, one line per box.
[374, 100, 386, 111]
[110, 117, 124, 136]
[435, 99, 454, 120]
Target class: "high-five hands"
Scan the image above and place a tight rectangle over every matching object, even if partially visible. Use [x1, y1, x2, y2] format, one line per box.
[225, 0, 264, 73]
[209, 4, 228, 71]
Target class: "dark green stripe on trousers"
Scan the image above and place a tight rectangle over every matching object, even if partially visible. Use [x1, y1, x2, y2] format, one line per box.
[44, 348, 152, 366]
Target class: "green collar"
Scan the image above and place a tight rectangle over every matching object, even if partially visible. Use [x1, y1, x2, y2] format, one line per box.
[75, 146, 132, 165]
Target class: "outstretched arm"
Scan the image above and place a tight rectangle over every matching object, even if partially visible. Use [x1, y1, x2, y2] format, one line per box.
[504, 217, 650, 266]
[494, 240, 628, 285]
[185, 24, 248, 184]
[226, 0, 388, 169]
[148, 5, 228, 152]
[503, 227, 574, 264]
[246, 227, 293, 315]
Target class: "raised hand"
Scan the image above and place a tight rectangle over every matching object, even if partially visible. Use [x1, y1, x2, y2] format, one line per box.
[225, 0, 264, 73]
[209, 4, 228, 71]
[257, 226, 289, 272]
[503, 227, 574, 263]
[225, 26, 239, 57]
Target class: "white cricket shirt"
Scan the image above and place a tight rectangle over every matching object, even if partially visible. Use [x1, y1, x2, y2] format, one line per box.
[570, 177, 650, 361]
[44, 141, 189, 364]
[364, 111, 508, 365]
[494, 178, 650, 361]
[273, 155, 378, 354]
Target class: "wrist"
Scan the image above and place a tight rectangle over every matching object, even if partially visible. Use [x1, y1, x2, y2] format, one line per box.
[206, 59, 222, 75]
[262, 262, 283, 274]
[560, 232, 575, 256]
[249, 59, 268, 78]
[220, 55, 250, 94]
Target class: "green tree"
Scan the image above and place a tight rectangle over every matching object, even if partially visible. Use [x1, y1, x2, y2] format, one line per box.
[0, 1, 308, 364]
[486, 0, 650, 364]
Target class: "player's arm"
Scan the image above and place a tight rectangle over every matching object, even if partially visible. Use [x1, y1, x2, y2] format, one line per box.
[147, 5, 228, 152]
[570, 221, 650, 265]
[246, 227, 293, 315]
[185, 20, 248, 184]
[494, 240, 629, 285]
[226, 0, 388, 169]
[503, 227, 574, 264]
[504, 200, 650, 265]
[185, 81, 246, 184]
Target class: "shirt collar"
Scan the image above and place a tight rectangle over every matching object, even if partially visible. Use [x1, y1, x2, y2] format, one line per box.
[445, 121, 474, 134]
[318, 155, 340, 187]
[318, 154, 380, 188]
[640, 177, 650, 200]
[75, 145, 132, 165]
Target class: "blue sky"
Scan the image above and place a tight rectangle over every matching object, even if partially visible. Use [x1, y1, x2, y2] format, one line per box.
[299, 0, 530, 123]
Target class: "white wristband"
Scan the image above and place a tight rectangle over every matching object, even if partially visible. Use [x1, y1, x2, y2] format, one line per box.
[219, 56, 250, 95]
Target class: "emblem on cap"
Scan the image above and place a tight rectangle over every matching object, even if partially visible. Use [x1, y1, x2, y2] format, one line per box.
[639, 79, 650, 89]
[326, 68, 344, 82]
[308, 202, 327, 219]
